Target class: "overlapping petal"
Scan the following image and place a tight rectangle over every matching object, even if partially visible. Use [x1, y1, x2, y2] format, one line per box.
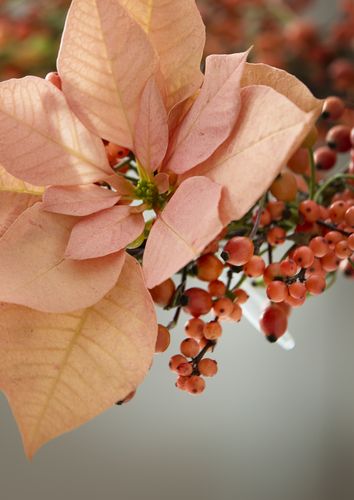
[143, 177, 223, 288]
[42, 185, 120, 216]
[0, 204, 125, 313]
[65, 205, 145, 260]
[58, 0, 158, 150]
[119, 0, 205, 110]
[165, 52, 249, 174]
[0, 254, 157, 458]
[183, 82, 322, 223]
[0, 77, 111, 186]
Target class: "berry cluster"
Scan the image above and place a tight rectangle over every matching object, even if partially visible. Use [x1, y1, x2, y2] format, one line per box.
[149, 95, 353, 394]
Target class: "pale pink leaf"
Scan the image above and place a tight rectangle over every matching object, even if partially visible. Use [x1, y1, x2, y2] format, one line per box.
[0, 203, 125, 312]
[119, 0, 205, 110]
[103, 175, 136, 198]
[143, 177, 223, 288]
[165, 52, 248, 174]
[183, 85, 322, 223]
[0, 254, 157, 458]
[154, 172, 170, 194]
[0, 165, 43, 196]
[57, 0, 157, 150]
[42, 185, 120, 216]
[0, 77, 111, 186]
[240, 63, 323, 112]
[0, 193, 39, 238]
[66, 206, 145, 260]
[134, 78, 169, 172]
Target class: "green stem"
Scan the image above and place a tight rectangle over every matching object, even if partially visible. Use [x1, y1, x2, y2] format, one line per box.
[308, 147, 316, 200]
[314, 174, 354, 202]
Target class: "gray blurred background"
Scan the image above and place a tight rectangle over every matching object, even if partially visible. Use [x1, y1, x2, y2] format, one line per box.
[1, 0, 354, 499]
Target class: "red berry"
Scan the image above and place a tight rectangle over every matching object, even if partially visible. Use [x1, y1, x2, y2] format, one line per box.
[233, 288, 249, 304]
[314, 146, 337, 170]
[293, 246, 315, 268]
[267, 201, 285, 220]
[321, 251, 340, 272]
[266, 281, 287, 302]
[267, 227, 286, 246]
[280, 259, 298, 277]
[325, 231, 345, 248]
[345, 206, 354, 226]
[150, 279, 175, 307]
[270, 171, 298, 201]
[180, 338, 200, 358]
[169, 355, 188, 372]
[329, 201, 347, 223]
[155, 325, 171, 353]
[244, 255, 266, 277]
[326, 125, 351, 153]
[213, 297, 234, 318]
[203, 321, 222, 340]
[185, 318, 205, 340]
[183, 288, 213, 317]
[321, 96, 345, 120]
[198, 359, 218, 377]
[287, 148, 310, 174]
[229, 303, 242, 322]
[260, 305, 288, 342]
[299, 200, 320, 222]
[196, 253, 223, 282]
[305, 274, 326, 295]
[222, 236, 254, 266]
[185, 375, 206, 395]
[176, 362, 193, 376]
[335, 240, 351, 259]
[208, 280, 226, 297]
[263, 263, 283, 285]
[288, 282, 306, 300]
[309, 236, 330, 257]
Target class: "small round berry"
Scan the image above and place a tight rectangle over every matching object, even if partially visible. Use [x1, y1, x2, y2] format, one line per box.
[345, 206, 354, 226]
[244, 255, 266, 277]
[309, 236, 330, 257]
[293, 246, 315, 268]
[287, 148, 310, 174]
[326, 125, 351, 152]
[321, 96, 345, 120]
[222, 236, 254, 266]
[267, 201, 285, 220]
[267, 227, 286, 246]
[196, 253, 223, 282]
[176, 376, 189, 390]
[180, 338, 200, 358]
[185, 375, 206, 395]
[284, 291, 306, 307]
[270, 171, 298, 201]
[263, 263, 283, 285]
[299, 200, 320, 222]
[176, 362, 193, 377]
[213, 297, 234, 318]
[256, 208, 272, 227]
[185, 318, 205, 340]
[183, 288, 213, 317]
[288, 282, 307, 300]
[208, 280, 226, 297]
[325, 231, 345, 248]
[348, 234, 354, 251]
[150, 279, 175, 307]
[321, 251, 341, 272]
[266, 281, 287, 303]
[280, 259, 298, 277]
[305, 274, 326, 295]
[155, 325, 171, 353]
[226, 302, 241, 322]
[198, 359, 218, 377]
[233, 288, 249, 304]
[169, 354, 188, 372]
[314, 146, 337, 170]
[335, 240, 352, 259]
[329, 201, 347, 223]
[203, 321, 222, 340]
[260, 305, 288, 342]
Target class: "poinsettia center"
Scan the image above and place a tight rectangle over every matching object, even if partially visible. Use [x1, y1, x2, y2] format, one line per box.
[135, 179, 164, 209]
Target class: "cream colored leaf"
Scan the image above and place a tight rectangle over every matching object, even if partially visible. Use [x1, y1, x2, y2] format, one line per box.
[0, 77, 111, 186]
[0, 193, 39, 239]
[0, 254, 157, 458]
[119, 0, 205, 110]
[58, 0, 158, 150]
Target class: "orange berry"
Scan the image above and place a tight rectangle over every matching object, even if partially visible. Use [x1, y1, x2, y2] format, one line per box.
[180, 338, 199, 358]
[233, 288, 249, 304]
[229, 303, 242, 322]
[185, 318, 205, 340]
[185, 375, 206, 395]
[203, 321, 222, 340]
[270, 171, 298, 201]
[213, 297, 234, 318]
[244, 255, 266, 277]
[222, 236, 254, 266]
[288, 282, 306, 300]
[208, 279, 226, 297]
[169, 355, 188, 372]
[293, 246, 315, 268]
[150, 279, 175, 307]
[198, 359, 218, 377]
[183, 288, 213, 317]
[155, 324, 171, 353]
[196, 253, 224, 282]
[266, 281, 287, 302]
[267, 227, 286, 246]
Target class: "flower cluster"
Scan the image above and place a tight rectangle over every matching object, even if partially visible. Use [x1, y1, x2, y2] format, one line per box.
[0, 0, 349, 459]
